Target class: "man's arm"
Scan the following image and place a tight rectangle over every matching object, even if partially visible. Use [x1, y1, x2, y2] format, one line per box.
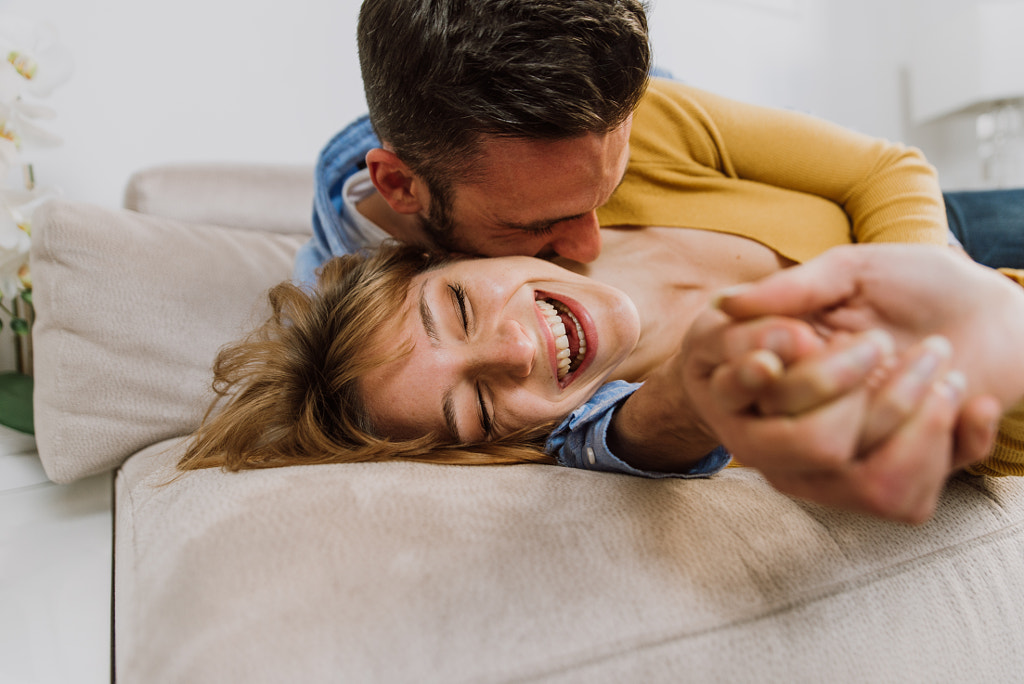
[605, 243, 1024, 523]
[707, 244, 1024, 521]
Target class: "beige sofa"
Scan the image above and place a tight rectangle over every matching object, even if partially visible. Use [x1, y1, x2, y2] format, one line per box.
[30, 164, 1024, 683]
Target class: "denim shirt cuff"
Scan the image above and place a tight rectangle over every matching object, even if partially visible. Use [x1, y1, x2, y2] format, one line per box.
[545, 380, 732, 479]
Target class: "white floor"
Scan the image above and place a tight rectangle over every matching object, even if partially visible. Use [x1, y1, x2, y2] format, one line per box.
[0, 424, 112, 684]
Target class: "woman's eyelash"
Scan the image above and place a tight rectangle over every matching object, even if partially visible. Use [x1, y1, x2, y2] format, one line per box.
[448, 283, 469, 333]
[477, 384, 493, 438]
[447, 282, 489, 438]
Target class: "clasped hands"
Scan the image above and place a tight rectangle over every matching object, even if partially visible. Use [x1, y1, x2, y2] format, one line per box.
[682, 244, 1024, 524]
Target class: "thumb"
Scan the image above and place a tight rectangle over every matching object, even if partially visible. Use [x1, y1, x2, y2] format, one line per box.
[713, 247, 863, 321]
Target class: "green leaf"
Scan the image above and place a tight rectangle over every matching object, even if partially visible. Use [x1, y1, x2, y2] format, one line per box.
[11, 317, 29, 335]
[20, 290, 32, 305]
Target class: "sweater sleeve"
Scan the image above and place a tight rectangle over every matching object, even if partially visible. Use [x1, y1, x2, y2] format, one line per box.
[695, 86, 948, 245]
[966, 267, 1024, 477]
[600, 80, 950, 262]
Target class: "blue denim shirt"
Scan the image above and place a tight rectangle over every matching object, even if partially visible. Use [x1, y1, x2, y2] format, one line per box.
[547, 381, 732, 477]
[294, 114, 382, 288]
[298, 116, 732, 480]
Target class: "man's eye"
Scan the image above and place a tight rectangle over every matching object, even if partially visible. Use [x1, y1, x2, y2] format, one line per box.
[524, 224, 555, 237]
[448, 283, 469, 333]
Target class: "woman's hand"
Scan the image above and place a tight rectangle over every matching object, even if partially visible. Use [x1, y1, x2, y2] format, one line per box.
[685, 307, 1000, 523]
[690, 243, 1021, 522]
[716, 243, 1024, 411]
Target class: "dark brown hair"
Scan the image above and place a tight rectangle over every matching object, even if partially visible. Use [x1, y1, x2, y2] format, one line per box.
[358, 0, 650, 206]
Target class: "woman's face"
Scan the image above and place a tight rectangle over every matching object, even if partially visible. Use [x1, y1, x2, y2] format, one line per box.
[360, 256, 641, 443]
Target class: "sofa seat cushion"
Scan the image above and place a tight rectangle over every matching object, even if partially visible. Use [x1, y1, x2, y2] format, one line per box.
[116, 438, 1024, 683]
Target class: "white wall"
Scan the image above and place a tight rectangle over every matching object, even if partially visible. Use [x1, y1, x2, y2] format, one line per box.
[648, 0, 910, 140]
[3, 0, 366, 209]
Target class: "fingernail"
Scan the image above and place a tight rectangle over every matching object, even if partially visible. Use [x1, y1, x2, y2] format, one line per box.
[739, 349, 784, 388]
[911, 336, 952, 381]
[864, 329, 895, 358]
[922, 335, 953, 359]
[935, 370, 966, 403]
[710, 284, 752, 310]
[841, 337, 886, 373]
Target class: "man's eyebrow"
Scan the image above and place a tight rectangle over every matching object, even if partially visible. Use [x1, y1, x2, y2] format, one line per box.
[418, 278, 440, 344]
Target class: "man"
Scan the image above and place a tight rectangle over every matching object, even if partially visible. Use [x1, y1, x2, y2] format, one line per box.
[296, 0, 1020, 522]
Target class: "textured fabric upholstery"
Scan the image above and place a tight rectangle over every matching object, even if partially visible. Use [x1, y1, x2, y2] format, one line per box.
[26, 166, 1024, 683]
[31, 200, 306, 482]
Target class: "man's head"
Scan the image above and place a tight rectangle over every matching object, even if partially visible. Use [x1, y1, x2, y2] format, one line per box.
[358, 0, 650, 261]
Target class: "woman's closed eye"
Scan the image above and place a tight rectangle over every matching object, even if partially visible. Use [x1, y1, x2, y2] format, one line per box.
[477, 384, 493, 439]
[446, 281, 492, 439]
[448, 282, 470, 334]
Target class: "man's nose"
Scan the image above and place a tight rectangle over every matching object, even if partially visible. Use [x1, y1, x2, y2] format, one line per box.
[469, 319, 534, 379]
[548, 212, 602, 263]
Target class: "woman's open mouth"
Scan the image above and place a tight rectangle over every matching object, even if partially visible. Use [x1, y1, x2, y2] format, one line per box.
[535, 295, 588, 381]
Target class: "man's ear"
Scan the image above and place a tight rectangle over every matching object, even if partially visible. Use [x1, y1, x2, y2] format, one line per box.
[365, 147, 426, 215]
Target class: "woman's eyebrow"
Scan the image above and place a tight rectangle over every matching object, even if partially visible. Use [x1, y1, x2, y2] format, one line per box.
[419, 277, 461, 440]
[418, 278, 441, 345]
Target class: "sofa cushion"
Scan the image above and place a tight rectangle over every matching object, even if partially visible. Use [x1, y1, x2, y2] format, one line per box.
[31, 200, 308, 483]
[116, 438, 1024, 683]
[122, 163, 315, 235]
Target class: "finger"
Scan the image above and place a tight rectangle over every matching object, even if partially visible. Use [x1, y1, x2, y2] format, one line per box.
[856, 383, 960, 525]
[756, 329, 895, 416]
[765, 375, 961, 525]
[952, 395, 1002, 470]
[708, 349, 784, 413]
[858, 335, 955, 453]
[712, 246, 864, 320]
[719, 384, 871, 474]
[719, 315, 827, 366]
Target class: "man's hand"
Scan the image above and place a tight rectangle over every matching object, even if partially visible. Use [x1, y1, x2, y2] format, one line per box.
[684, 307, 1000, 523]
[699, 243, 1021, 522]
[716, 244, 1024, 410]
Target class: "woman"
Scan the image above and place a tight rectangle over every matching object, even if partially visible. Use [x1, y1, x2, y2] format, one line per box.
[179, 223, 1024, 480]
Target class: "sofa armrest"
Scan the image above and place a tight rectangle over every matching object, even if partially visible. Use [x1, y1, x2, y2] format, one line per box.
[123, 163, 314, 235]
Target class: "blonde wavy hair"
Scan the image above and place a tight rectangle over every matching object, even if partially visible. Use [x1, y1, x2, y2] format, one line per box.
[179, 242, 557, 472]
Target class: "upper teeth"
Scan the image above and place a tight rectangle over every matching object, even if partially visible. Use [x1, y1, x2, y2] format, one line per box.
[536, 298, 587, 380]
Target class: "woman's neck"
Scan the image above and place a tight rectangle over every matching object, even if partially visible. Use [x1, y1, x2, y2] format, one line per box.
[556, 226, 793, 381]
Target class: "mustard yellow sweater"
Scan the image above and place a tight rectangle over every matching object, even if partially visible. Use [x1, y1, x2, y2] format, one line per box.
[601, 78, 1023, 476]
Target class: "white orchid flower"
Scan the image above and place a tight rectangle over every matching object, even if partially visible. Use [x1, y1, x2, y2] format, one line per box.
[0, 185, 56, 294]
[0, 97, 62, 148]
[0, 18, 69, 155]
[0, 120, 21, 177]
[0, 17, 73, 100]
[0, 204, 30, 303]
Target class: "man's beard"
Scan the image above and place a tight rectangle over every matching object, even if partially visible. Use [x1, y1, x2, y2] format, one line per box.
[417, 189, 465, 254]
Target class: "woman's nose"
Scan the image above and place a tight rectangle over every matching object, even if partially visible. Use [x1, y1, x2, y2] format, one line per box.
[469, 319, 534, 379]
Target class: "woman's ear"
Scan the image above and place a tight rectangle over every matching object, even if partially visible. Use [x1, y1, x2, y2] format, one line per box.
[365, 147, 426, 214]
